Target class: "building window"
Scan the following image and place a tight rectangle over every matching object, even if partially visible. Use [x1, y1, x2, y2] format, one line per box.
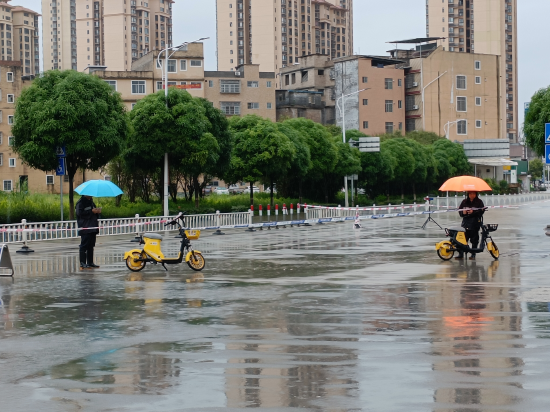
[456, 75, 466, 90]
[267, 81, 272, 88]
[362, 99, 368, 106]
[399, 122, 403, 131]
[406, 118, 416, 132]
[267, 102, 272, 109]
[385, 100, 393, 113]
[362, 121, 368, 129]
[385, 122, 394, 134]
[8, 136, 13, 146]
[190, 81, 202, 89]
[385, 78, 393, 89]
[398, 79, 402, 87]
[475, 61, 481, 70]
[7, 115, 13, 125]
[131, 103, 137, 109]
[398, 100, 402, 109]
[167, 59, 177, 73]
[180, 60, 187, 71]
[457, 96, 467, 112]
[8, 158, 15, 167]
[476, 120, 482, 128]
[131, 80, 146, 94]
[7, 94, 14, 103]
[3, 180, 12, 191]
[190, 60, 202, 67]
[220, 80, 240, 93]
[46, 175, 54, 185]
[247, 81, 259, 88]
[220, 101, 240, 115]
[105, 80, 117, 91]
[475, 97, 481, 106]
[208, 80, 214, 87]
[362, 77, 368, 83]
[0, 153, 2, 166]
[247, 102, 260, 109]
[6, 72, 13, 82]
[457, 119, 467, 135]
[475, 76, 481, 84]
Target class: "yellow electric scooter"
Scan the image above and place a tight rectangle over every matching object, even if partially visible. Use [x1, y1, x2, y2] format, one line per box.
[124, 212, 205, 272]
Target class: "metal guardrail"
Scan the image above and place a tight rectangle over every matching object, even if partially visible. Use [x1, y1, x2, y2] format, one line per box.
[0, 211, 250, 244]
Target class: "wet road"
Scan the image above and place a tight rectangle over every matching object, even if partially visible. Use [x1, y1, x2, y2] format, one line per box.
[1, 203, 550, 411]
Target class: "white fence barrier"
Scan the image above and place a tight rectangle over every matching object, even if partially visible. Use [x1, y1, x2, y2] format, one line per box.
[0, 212, 250, 244]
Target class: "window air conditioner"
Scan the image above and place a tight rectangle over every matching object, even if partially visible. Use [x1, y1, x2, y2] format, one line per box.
[235, 71, 241, 76]
[412, 82, 418, 87]
[412, 105, 419, 110]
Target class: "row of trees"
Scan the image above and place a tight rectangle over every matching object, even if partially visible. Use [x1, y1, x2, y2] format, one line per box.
[12, 70, 472, 218]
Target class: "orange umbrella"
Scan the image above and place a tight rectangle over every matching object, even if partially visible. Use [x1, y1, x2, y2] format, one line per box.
[439, 176, 492, 192]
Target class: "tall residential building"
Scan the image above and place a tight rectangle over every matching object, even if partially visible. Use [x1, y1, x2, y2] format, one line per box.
[426, 0, 518, 142]
[216, 0, 353, 73]
[42, 0, 173, 72]
[0, 1, 40, 75]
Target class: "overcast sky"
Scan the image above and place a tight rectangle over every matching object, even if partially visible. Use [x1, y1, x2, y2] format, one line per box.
[20, 0, 550, 131]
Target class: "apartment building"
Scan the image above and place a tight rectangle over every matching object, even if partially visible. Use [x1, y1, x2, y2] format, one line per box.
[93, 43, 276, 120]
[0, 61, 99, 194]
[402, 47, 502, 142]
[0, 1, 40, 75]
[426, 0, 518, 142]
[42, 0, 173, 72]
[334, 56, 406, 135]
[216, 0, 353, 73]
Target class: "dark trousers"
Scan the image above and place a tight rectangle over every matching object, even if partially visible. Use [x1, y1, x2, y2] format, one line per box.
[79, 233, 97, 265]
[465, 229, 480, 255]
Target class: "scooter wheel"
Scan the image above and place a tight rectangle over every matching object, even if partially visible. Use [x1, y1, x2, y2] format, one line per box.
[126, 251, 146, 272]
[488, 241, 499, 260]
[187, 252, 206, 271]
[437, 243, 455, 261]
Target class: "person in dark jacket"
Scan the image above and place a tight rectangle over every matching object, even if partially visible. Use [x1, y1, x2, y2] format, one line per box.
[76, 195, 101, 269]
[456, 191, 485, 260]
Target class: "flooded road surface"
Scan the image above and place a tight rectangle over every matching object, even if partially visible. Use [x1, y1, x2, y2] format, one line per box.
[1, 203, 550, 411]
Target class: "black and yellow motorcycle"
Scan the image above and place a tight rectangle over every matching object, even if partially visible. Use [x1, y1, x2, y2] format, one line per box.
[435, 219, 499, 261]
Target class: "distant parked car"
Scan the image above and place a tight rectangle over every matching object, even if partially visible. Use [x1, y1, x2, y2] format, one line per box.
[243, 186, 260, 194]
[204, 185, 214, 195]
[228, 184, 244, 194]
[263, 185, 277, 194]
[214, 186, 230, 195]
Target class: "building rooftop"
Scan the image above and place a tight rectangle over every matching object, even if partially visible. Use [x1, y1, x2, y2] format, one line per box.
[387, 37, 446, 44]
[11, 6, 41, 15]
[334, 55, 404, 67]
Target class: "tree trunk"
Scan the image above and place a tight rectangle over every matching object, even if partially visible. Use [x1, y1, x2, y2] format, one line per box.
[69, 172, 75, 220]
[194, 176, 200, 209]
[115, 194, 122, 207]
[299, 178, 303, 204]
[270, 177, 274, 208]
[413, 182, 417, 201]
[401, 183, 404, 200]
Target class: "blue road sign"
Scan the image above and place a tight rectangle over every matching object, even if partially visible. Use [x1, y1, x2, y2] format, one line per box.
[56, 158, 66, 176]
[546, 124, 550, 144]
[55, 145, 67, 158]
[546, 145, 550, 165]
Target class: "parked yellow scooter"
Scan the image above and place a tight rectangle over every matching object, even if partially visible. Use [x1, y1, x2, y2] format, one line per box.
[124, 212, 205, 272]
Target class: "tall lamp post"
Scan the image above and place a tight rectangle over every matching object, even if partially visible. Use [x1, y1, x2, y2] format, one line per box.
[422, 71, 447, 131]
[443, 119, 461, 140]
[336, 87, 370, 207]
[157, 37, 209, 217]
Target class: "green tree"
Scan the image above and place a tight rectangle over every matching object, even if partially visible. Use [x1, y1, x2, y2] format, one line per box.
[127, 89, 231, 208]
[229, 115, 296, 206]
[529, 158, 544, 180]
[381, 139, 416, 199]
[12, 70, 127, 219]
[432, 139, 472, 183]
[524, 86, 550, 156]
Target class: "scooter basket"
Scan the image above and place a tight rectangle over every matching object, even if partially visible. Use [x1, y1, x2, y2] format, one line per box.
[486, 224, 498, 232]
[185, 230, 201, 240]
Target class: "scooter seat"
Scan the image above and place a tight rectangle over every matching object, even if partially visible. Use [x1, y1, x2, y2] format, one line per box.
[447, 226, 465, 232]
[143, 232, 163, 240]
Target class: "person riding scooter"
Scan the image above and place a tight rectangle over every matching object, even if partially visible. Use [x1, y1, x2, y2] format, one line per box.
[456, 191, 485, 260]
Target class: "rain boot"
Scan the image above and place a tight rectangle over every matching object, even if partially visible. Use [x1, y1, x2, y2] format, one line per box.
[79, 249, 89, 270]
[87, 248, 100, 268]
[469, 243, 478, 260]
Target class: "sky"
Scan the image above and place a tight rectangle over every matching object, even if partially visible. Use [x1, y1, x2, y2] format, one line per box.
[19, 0, 550, 133]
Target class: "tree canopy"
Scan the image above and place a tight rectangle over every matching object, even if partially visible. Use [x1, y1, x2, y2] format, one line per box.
[524, 86, 550, 156]
[12, 70, 127, 218]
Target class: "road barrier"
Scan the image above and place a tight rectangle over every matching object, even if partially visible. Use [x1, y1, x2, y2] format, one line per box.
[1, 193, 549, 245]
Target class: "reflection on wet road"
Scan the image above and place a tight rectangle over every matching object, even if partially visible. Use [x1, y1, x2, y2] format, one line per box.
[1, 205, 550, 411]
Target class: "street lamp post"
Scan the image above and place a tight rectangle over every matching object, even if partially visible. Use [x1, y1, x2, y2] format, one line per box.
[443, 119, 461, 140]
[337, 87, 370, 207]
[157, 37, 209, 218]
[422, 71, 447, 131]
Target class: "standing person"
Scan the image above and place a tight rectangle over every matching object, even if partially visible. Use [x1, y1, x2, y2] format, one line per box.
[76, 195, 101, 270]
[456, 191, 485, 260]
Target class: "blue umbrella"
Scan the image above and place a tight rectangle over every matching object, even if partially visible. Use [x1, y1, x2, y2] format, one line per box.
[74, 180, 123, 197]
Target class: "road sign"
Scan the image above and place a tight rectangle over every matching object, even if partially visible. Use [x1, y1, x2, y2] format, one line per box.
[56, 158, 66, 176]
[349, 137, 380, 153]
[545, 124, 550, 143]
[55, 145, 67, 158]
[546, 145, 550, 165]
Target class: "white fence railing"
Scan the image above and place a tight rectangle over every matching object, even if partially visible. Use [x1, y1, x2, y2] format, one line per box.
[306, 192, 550, 220]
[0, 211, 251, 244]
